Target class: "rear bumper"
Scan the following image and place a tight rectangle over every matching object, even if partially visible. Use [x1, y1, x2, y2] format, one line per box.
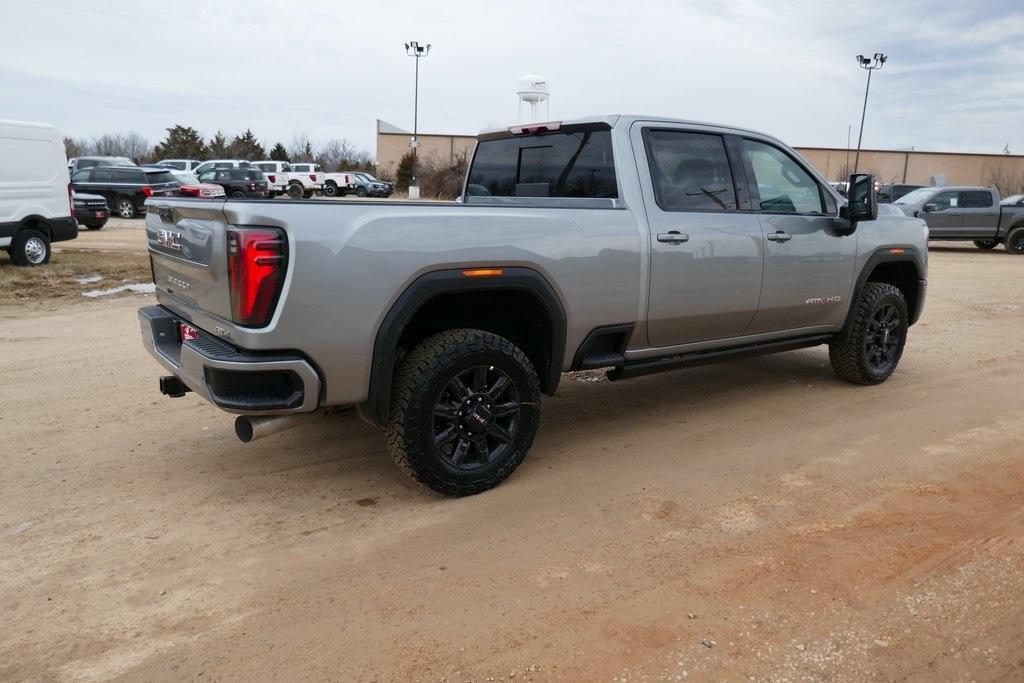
[50, 216, 79, 243]
[138, 305, 321, 415]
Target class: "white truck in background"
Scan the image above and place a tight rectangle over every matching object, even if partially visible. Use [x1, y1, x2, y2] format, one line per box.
[286, 163, 326, 198]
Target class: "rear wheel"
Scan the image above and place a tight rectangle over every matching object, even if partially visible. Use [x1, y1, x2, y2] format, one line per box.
[1005, 227, 1024, 255]
[385, 329, 541, 497]
[355, 187, 367, 198]
[973, 239, 999, 250]
[84, 220, 106, 230]
[230, 190, 246, 198]
[115, 196, 136, 219]
[10, 229, 51, 266]
[829, 282, 908, 385]
[286, 183, 304, 199]
[324, 181, 338, 197]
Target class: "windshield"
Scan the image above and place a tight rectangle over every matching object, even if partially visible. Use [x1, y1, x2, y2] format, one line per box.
[1000, 193, 1023, 206]
[361, 173, 379, 181]
[894, 187, 936, 205]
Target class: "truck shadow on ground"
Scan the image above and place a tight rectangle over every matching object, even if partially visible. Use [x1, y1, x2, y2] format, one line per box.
[184, 346, 851, 502]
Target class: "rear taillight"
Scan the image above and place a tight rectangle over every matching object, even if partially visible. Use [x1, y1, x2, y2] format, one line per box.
[141, 186, 154, 198]
[308, 174, 316, 182]
[267, 174, 276, 183]
[226, 228, 287, 327]
[249, 182, 256, 190]
[68, 183, 75, 218]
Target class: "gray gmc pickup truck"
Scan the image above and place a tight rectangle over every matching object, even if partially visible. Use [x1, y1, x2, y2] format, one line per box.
[139, 115, 928, 496]
[893, 186, 1024, 253]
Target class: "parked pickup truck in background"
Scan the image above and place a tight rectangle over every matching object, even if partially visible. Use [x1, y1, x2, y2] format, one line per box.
[894, 186, 1024, 253]
[139, 115, 928, 496]
[286, 163, 326, 198]
[251, 161, 292, 197]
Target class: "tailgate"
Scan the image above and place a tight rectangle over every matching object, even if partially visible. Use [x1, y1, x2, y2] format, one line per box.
[144, 199, 233, 321]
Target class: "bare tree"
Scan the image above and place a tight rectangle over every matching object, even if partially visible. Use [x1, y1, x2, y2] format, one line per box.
[288, 134, 315, 162]
[90, 132, 152, 163]
[313, 138, 374, 172]
[983, 162, 1024, 197]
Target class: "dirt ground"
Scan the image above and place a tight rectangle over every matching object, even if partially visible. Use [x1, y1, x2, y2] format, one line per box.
[1, 235, 1023, 681]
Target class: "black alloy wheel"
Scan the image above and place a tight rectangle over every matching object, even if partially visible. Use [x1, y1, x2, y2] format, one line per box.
[432, 364, 521, 470]
[863, 303, 901, 375]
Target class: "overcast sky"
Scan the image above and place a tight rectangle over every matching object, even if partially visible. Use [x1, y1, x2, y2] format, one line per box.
[4, 0, 1022, 157]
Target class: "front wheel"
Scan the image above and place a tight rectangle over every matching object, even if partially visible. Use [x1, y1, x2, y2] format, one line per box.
[829, 282, 908, 385]
[973, 239, 999, 250]
[10, 229, 51, 266]
[1005, 227, 1024, 255]
[385, 329, 541, 497]
[115, 196, 136, 219]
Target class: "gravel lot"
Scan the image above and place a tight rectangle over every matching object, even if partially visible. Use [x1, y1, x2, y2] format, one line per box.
[1, 225, 1023, 680]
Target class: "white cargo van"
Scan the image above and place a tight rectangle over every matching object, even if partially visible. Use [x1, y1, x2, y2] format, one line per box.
[0, 120, 78, 265]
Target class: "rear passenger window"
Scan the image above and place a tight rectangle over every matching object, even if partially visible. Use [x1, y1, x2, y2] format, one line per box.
[645, 130, 737, 211]
[91, 169, 114, 182]
[743, 139, 824, 214]
[467, 129, 617, 198]
[112, 169, 141, 183]
[960, 190, 993, 208]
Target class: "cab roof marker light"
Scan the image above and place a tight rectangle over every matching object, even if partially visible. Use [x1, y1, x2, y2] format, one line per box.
[508, 121, 562, 135]
[462, 268, 504, 278]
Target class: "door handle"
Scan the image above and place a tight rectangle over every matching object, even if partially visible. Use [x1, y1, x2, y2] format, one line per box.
[657, 231, 689, 244]
[766, 231, 792, 242]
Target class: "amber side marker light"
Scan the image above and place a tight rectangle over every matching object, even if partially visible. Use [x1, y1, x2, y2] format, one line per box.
[462, 268, 504, 277]
[888, 248, 906, 255]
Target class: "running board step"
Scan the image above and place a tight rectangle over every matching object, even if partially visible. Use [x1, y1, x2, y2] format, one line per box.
[607, 334, 832, 382]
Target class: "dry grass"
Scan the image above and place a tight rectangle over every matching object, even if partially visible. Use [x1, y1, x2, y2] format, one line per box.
[0, 249, 152, 302]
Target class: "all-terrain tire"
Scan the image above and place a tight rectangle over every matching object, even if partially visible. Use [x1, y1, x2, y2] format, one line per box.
[286, 183, 304, 199]
[1005, 227, 1024, 255]
[385, 329, 541, 497]
[829, 282, 908, 385]
[324, 181, 338, 197]
[973, 239, 999, 250]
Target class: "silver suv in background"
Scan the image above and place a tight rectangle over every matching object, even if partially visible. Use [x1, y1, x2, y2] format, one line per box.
[345, 171, 393, 197]
[140, 115, 928, 496]
[894, 186, 1024, 253]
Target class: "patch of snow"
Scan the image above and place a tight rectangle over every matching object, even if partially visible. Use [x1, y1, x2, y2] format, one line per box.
[75, 274, 104, 284]
[82, 283, 156, 298]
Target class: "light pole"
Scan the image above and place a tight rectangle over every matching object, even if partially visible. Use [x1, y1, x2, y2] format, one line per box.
[853, 52, 886, 174]
[405, 40, 430, 198]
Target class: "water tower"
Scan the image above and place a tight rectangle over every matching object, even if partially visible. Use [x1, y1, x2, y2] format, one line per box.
[517, 73, 550, 122]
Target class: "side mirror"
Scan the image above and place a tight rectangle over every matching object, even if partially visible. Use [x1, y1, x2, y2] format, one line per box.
[842, 173, 878, 224]
[922, 203, 937, 213]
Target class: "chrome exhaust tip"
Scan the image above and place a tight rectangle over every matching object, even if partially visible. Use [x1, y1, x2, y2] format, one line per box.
[234, 414, 311, 443]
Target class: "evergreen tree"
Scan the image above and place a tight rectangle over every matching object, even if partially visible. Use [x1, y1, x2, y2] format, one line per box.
[395, 152, 415, 192]
[269, 142, 289, 161]
[228, 128, 265, 160]
[207, 130, 230, 158]
[152, 125, 207, 160]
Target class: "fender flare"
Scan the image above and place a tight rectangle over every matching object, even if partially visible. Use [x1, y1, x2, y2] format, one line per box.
[842, 245, 926, 330]
[360, 267, 567, 427]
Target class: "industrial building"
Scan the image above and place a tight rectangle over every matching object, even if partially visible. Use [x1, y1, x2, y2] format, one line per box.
[376, 119, 1024, 190]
